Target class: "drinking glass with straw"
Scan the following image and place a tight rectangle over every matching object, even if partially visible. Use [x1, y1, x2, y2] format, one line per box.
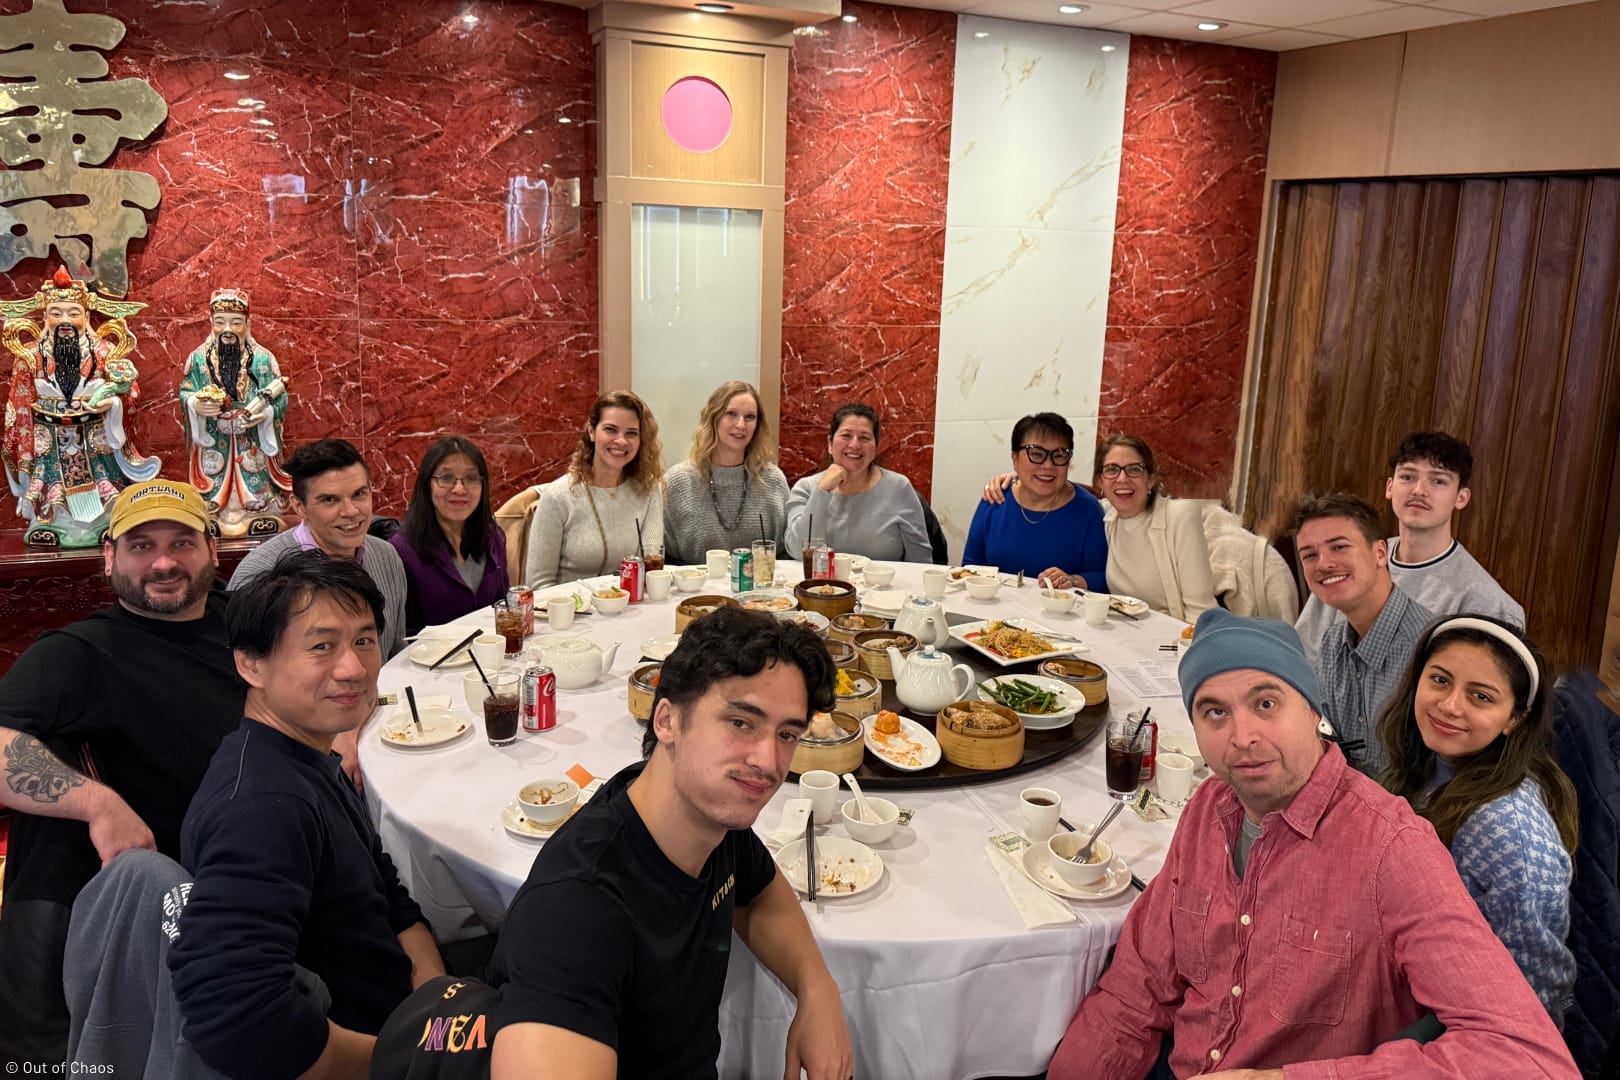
[752, 513, 776, 587]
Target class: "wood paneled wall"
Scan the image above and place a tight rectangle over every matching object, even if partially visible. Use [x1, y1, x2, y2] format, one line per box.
[1247, 175, 1620, 673]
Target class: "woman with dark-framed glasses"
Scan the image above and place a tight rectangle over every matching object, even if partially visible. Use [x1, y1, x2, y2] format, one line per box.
[1095, 433, 1217, 621]
[963, 412, 1107, 589]
[389, 435, 510, 634]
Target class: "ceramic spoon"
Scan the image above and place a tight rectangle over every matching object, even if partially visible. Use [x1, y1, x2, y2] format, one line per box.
[841, 772, 875, 824]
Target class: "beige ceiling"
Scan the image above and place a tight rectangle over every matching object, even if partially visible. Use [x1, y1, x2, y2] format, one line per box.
[865, 0, 1597, 49]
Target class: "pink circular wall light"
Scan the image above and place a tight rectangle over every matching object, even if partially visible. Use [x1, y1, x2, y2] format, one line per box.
[661, 76, 733, 154]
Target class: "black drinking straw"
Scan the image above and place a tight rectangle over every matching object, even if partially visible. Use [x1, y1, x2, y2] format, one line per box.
[634, 516, 645, 559]
[759, 512, 767, 543]
[1128, 706, 1154, 749]
[467, 651, 496, 699]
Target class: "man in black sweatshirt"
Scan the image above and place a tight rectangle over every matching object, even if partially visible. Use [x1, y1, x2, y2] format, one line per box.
[169, 550, 443, 1080]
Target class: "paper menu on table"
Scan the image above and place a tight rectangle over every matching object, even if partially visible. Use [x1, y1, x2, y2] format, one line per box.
[1109, 659, 1182, 699]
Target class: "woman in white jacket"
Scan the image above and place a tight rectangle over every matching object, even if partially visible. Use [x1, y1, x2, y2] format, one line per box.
[1096, 434, 1217, 623]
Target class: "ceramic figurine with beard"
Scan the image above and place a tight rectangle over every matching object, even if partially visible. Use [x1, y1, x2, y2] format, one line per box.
[0, 266, 159, 548]
[178, 289, 291, 538]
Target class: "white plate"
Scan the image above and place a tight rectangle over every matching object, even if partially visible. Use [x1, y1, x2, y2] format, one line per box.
[1098, 592, 1149, 618]
[949, 618, 1086, 668]
[862, 713, 942, 772]
[500, 800, 579, 840]
[975, 673, 1085, 730]
[945, 565, 996, 591]
[407, 638, 477, 668]
[380, 707, 474, 749]
[1022, 846, 1132, 901]
[639, 633, 682, 661]
[775, 835, 885, 898]
[859, 587, 908, 616]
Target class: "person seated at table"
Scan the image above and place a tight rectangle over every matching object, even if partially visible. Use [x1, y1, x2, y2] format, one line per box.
[484, 607, 852, 1080]
[783, 403, 931, 564]
[1376, 615, 1578, 1024]
[169, 551, 445, 1080]
[962, 412, 1106, 589]
[1047, 608, 1579, 1080]
[663, 381, 790, 565]
[389, 436, 509, 635]
[1295, 492, 1433, 777]
[983, 432, 1215, 619]
[230, 438, 408, 658]
[526, 391, 665, 587]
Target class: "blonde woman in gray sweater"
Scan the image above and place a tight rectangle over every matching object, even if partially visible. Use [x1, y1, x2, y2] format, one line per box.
[662, 381, 789, 565]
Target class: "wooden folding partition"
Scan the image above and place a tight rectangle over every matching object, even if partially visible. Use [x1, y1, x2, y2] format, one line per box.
[1246, 174, 1620, 672]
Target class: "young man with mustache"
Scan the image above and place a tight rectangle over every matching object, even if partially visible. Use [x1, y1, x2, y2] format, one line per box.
[1294, 431, 1523, 665]
[0, 480, 243, 1066]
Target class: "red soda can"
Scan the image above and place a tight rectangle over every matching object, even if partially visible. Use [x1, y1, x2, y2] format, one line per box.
[507, 586, 534, 636]
[521, 664, 556, 733]
[1137, 717, 1159, 783]
[619, 555, 643, 603]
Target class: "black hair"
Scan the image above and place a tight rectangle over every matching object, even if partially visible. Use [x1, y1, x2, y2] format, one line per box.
[1010, 412, 1074, 453]
[227, 550, 386, 660]
[640, 607, 835, 758]
[1389, 431, 1473, 488]
[400, 436, 493, 562]
[285, 438, 369, 503]
[827, 403, 881, 445]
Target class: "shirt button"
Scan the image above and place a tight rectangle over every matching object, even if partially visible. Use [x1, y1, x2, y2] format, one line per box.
[1210, 1049, 1222, 1063]
[1231, 985, 1243, 997]
[1240, 914, 1251, 926]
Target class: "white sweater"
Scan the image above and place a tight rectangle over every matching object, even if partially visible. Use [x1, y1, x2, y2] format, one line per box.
[1103, 496, 1218, 623]
[523, 476, 664, 587]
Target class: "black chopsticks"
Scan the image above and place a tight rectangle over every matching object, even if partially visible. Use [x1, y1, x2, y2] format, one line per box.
[805, 812, 818, 902]
[427, 628, 482, 672]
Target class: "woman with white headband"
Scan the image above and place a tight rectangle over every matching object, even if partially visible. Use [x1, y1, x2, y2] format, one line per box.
[1376, 614, 1579, 1025]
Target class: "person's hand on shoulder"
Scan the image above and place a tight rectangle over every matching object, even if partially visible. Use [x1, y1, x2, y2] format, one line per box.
[980, 473, 1015, 505]
[783, 976, 853, 1080]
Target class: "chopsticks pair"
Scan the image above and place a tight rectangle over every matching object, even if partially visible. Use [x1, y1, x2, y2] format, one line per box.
[1059, 816, 1147, 892]
[805, 811, 818, 901]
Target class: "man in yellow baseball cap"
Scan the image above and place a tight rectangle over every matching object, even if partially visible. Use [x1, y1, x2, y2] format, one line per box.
[106, 478, 211, 542]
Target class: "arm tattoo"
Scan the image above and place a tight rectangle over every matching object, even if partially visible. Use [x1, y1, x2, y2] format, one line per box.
[4, 734, 89, 804]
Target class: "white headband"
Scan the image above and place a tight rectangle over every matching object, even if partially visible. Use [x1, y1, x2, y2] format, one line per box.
[1426, 617, 1538, 707]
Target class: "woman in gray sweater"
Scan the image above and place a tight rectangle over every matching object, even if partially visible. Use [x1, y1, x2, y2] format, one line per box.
[784, 403, 932, 563]
[662, 380, 789, 565]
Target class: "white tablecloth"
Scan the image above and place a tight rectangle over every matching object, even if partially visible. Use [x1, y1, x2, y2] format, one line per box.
[360, 562, 1197, 1079]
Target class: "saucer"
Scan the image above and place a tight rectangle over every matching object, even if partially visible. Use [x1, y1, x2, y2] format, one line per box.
[1022, 846, 1132, 901]
[500, 800, 579, 840]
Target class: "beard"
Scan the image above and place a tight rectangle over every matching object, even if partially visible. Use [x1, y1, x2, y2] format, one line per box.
[110, 560, 216, 616]
[50, 325, 84, 401]
[214, 334, 245, 402]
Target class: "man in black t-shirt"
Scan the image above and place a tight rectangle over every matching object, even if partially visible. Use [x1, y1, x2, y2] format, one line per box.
[485, 607, 854, 1080]
[0, 480, 244, 1067]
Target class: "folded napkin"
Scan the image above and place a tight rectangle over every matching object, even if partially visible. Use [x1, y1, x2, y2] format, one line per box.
[985, 840, 1077, 929]
[758, 798, 813, 850]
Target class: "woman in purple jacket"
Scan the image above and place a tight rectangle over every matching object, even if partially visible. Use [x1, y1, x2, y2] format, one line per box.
[388, 436, 509, 635]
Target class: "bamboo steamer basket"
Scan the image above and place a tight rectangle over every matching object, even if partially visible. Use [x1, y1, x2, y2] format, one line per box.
[795, 579, 858, 618]
[825, 639, 857, 670]
[833, 670, 881, 720]
[829, 611, 890, 645]
[936, 700, 1025, 771]
[628, 663, 661, 723]
[675, 594, 738, 632]
[1038, 658, 1108, 707]
[790, 711, 864, 774]
[852, 629, 917, 682]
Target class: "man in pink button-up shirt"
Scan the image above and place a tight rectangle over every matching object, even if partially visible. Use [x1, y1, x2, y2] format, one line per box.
[1049, 609, 1577, 1080]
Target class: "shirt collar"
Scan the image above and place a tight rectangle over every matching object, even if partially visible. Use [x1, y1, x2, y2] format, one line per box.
[1213, 741, 1347, 841]
[291, 520, 366, 564]
[1354, 585, 1417, 655]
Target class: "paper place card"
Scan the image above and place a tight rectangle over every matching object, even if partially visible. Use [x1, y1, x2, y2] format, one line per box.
[1109, 659, 1183, 699]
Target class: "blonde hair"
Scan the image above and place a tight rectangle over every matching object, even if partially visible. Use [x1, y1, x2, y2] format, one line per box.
[687, 381, 775, 480]
[568, 391, 664, 495]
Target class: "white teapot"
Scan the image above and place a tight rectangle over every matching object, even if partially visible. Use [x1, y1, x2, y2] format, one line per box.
[888, 644, 974, 714]
[892, 595, 950, 648]
[535, 637, 621, 690]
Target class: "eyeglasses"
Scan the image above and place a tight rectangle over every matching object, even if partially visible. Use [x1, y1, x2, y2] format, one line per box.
[1017, 445, 1074, 466]
[430, 473, 483, 490]
[1100, 463, 1149, 479]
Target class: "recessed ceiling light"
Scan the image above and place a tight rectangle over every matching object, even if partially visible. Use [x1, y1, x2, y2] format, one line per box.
[841, 13, 858, 22]
[1100, 44, 1117, 51]
[1196, 20, 1225, 30]
[696, 2, 733, 11]
[1058, 4, 1085, 13]
[973, 30, 989, 37]
[224, 71, 249, 80]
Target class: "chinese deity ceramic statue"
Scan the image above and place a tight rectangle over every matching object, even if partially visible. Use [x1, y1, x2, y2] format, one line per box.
[178, 289, 291, 537]
[0, 266, 159, 547]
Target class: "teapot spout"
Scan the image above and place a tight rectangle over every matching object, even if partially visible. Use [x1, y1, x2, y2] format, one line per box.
[886, 646, 905, 676]
[601, 641, 621, 672]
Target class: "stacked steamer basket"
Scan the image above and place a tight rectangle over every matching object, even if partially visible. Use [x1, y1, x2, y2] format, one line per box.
[675, 594, 738, 632]
[1038, 658, 1109, 707]
[852, 629, 917, 682]
[936, 700, 1025, 770]
[795, 579, 858, 619]
[790, 712, 865, 774]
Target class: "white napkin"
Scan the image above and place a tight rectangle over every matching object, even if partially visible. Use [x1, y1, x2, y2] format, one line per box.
[758, 798, 813, 851]
[985, 841, 1077, 929]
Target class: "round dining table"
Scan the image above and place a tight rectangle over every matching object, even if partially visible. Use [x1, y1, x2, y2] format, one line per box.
[360, 561, 1199, 1079]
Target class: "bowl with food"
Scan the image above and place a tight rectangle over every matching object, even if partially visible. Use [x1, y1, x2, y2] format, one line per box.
[833, 667, 881, 719]
[593, 586, 630, 616]
[776, 609, 830, 637]
[736, 588, 797, 613]
[1048, 830, 1112, 887]
[517, 778, 579, 826]
[1039, 588, 1076, 615]
[976, 673, 1084, 730]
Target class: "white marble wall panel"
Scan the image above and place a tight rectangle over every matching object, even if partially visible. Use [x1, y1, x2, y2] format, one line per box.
[930, 16, 1129, 560]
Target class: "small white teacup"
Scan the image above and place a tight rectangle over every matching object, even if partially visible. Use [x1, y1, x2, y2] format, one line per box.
[645, 569, 673, 600]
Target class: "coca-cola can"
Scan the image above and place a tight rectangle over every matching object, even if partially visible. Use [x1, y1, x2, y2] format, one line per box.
[619, 555, 643, 603]
[507, 585, 534, 636]
[521, 664, 556, 733]
[1137, 716, 1159, 783]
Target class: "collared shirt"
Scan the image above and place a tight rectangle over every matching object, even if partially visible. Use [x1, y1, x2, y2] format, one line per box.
[1316, 585, 1432, 776]
[1049, 744, 1578, 1080]
[291, 520, 366, 564]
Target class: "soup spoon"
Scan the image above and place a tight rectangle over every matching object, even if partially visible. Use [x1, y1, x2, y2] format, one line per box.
[841, 772, 876, 824]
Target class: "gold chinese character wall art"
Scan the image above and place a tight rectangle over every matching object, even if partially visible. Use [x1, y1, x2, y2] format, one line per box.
[0, 0, 166, 297]
[1, 265, 159, 548]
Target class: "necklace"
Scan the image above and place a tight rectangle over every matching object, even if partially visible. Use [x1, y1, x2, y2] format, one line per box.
[581, 484, 612, 575]
[1015, 484, 1069, 525]
[709, 467, 749, 532]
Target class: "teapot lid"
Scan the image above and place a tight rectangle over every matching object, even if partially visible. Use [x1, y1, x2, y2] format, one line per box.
[913, 644, 946, 661]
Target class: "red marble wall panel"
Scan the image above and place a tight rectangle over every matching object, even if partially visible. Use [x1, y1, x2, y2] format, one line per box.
[780, 1, 955, 497]
[1101, 36, 1276, 501]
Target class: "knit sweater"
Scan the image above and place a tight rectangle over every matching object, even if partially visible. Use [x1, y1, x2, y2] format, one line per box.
[524, 475, 665, 587]
[783, 469, 932, 563]
[230, 529, 408, 659]
[661, 462, 789, 566]
[1427, 767, 1576, 1025]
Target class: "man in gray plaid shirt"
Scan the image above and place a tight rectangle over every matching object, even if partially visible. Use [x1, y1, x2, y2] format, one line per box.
[1292, 493, 1433, 777]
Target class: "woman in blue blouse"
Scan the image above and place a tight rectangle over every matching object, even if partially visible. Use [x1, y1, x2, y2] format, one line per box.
[962, 412, 1107, 589]
[1377, 615, 1578, 1024]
